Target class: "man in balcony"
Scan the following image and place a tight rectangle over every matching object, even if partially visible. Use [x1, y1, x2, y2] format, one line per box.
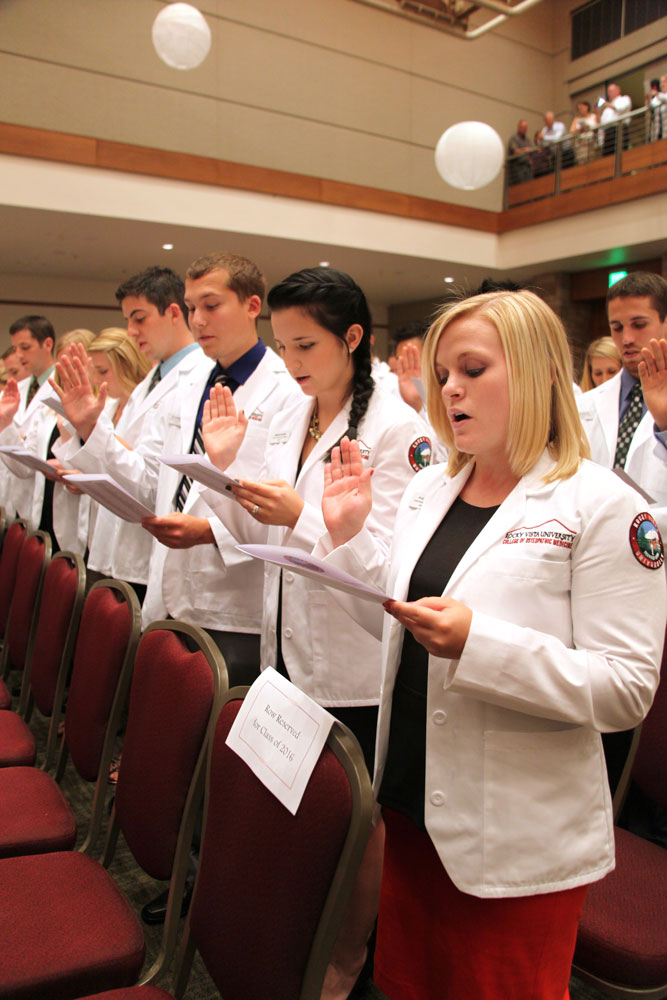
[507, 119, 533, 184]
[599, 83, 632, 157]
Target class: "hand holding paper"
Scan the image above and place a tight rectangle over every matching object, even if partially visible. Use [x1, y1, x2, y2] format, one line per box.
[322, 437, 374, 548]
[49, 343, 106, 441]
[141, 512, 215, 548]
[202, 383, 247, 470]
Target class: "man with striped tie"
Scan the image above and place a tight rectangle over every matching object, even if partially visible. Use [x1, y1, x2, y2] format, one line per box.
[577, 272, 667, 522]
[140, 252, 300, 682]
[577, 271, 667, 795]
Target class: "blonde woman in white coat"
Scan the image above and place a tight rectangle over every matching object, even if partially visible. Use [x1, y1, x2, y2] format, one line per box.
[201, 267, 431, 1000]
[319, 290, 666, 1000]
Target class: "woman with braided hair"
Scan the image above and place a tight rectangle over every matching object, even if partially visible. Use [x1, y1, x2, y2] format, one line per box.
[200, 267, 430, 998]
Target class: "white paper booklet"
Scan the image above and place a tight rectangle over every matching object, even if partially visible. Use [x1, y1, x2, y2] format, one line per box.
[225, 668, 335, 815]
[160, 454, 240, 496]
[63, 473, 154, 522]
[40, 389, 66, 419]
[237, 543, 390, 603]
[0, 445, 57, 476]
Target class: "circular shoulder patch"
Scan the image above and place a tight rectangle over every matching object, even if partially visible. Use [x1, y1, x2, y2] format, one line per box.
[409, 436, 432, 472]
[629, 513, 664, 570]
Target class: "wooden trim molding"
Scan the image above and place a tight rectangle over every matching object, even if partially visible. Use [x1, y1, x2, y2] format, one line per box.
[0, 121, 499, 234]
[0, 122, 664, 237]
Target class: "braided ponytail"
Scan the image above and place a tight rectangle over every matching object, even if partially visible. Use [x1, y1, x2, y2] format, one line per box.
[267, 267, 375, 459]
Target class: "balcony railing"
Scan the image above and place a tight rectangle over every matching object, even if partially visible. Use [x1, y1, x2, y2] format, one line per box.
[504, 107, 667, 209]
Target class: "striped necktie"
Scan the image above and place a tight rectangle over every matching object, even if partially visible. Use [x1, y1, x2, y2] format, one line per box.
[26, 375, 39, 405]
[174, 371, 231, 511]
[613, 381, 643, 470]
[145, 365, 162, 399]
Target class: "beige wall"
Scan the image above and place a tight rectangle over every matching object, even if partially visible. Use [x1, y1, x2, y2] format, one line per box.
[0, 0, 568, 212]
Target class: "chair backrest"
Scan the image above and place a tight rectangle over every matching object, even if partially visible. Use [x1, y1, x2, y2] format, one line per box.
[0, 518, 28, 641]
[108, 620, 228, 985]
[63, 580, 142, 784]
[631, 628, 667, 810]
[4, 529, 51, 681]
[57, 579, 142, 856]
[28, 552, 86, 768]
[176, 691, 373, 1000]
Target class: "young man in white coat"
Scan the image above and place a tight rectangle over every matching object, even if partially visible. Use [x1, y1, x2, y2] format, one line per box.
[577, 270, 667, 792]
[0, 316, 56, 532]
[52, 267, 211, 599]
[577, 271, 667, 528]
[139, 252, 301, 682]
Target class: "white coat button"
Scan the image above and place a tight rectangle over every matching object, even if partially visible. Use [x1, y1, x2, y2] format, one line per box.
[432, 710, 447, 725]
[430, 790, 445, 807]
[284, 572, 294, 583]
[283, 627, 293, 639]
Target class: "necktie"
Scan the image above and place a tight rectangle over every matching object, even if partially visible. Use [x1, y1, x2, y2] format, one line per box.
[614, 381, 643, 469]
[26, 376, 39, 405]
[145, 365, 162, 398]
[174, 370, 231, 511]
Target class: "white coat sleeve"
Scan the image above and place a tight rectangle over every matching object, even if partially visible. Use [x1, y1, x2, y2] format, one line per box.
[53, 410, 163, 508]
[446, 488, 666, 732]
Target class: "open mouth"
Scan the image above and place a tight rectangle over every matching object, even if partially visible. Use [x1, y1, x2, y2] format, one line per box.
[451, 413, 470, 423]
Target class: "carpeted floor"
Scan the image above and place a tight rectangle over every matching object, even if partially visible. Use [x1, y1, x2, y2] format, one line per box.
[23, 703, 608, 1000]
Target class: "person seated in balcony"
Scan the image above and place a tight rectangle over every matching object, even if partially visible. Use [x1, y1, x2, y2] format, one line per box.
[507, 119, 533, 185]
[599, 83, 632, 157]
[569, 100, 598, 164]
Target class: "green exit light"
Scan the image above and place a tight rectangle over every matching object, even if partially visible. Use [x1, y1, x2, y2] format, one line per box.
[608, 270, 628, 287]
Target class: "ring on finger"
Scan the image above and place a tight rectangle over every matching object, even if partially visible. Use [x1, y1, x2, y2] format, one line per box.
[251, 504, 260, 516]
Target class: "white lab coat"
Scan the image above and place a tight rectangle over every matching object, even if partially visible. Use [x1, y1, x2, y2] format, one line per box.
[55, 348, 210, 585]
[201, 386, 432, 706]
[142, 347, 301, 631]
[319, 453, 666, 896]
[0, 377, 52, 524]
[577, 371, 667, 531]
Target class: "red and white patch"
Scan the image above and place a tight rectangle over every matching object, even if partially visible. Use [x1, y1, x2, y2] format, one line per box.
[503, 519, 577, 549]
[408, 436, 432, 472]
[629, 513, 664, 570]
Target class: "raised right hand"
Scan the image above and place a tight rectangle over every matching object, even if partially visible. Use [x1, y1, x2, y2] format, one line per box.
[49, 343, 105, 441]
[0, 378, 21, 431]
[322, 436, 373, 548]
[201, 383, 248, 470]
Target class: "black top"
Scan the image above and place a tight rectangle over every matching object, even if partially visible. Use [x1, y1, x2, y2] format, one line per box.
[378, 495, 499, 829]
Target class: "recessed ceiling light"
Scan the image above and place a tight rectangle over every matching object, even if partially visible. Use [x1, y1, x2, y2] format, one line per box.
[319, 260, 330, 267]
[162, 243, 174, 251]
[444, 276, 455, 283]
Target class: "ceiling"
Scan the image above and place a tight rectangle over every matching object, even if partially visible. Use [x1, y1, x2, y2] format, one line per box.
[0, 203, 665, 312]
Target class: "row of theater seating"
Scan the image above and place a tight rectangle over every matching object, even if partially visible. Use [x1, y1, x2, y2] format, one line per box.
[0, 512, 374, 1000]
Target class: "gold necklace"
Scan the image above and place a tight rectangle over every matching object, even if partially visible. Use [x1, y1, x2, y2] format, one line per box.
[308, 404, 322, 440]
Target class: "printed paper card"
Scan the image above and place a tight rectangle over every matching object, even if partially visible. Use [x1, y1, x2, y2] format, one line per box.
[160, 454, 240, 497]
[225, 668, 335, 815]
[237, 543, 390, 603]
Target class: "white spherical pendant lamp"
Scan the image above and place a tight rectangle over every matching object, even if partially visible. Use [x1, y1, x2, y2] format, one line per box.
[434, 121, 504, 190]
[152, 3, 211, 70]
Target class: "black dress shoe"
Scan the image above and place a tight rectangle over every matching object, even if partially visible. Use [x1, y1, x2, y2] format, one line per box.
[141, 875, 194, 926]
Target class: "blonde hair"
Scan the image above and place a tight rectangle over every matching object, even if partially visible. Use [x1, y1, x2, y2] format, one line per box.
[579, 336, 622, 392]
[422, 290, 590, 483]
[89, 327, 152, 397]
[54, 328, 96, 389]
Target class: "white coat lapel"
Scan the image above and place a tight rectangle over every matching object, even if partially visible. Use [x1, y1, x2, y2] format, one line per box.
[179, 365, 212, 451]
[296, 405, 350, 483]
[596, 373, 621, 462]
[626, 409, 653, 463]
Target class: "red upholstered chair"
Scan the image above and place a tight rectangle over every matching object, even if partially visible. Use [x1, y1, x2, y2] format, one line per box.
[0, 551, 85, 773]
[0, 620, 227, 999]
[79, 689, 374, 1000]
[572, 631, 667, 998]
[0, 530, 51, 748]
[0, 518, 29, 709]
[0, 578, 139, 860]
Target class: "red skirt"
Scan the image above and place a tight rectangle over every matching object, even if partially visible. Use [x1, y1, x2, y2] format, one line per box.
[374, 808, 588, 1000]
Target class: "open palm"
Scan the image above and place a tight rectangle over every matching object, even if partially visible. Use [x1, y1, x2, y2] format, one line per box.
[0, 379, 21, 431]
[49, 344, 105, 440]
[322, 437, 373, 548]
[202, 383, 248, 470]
